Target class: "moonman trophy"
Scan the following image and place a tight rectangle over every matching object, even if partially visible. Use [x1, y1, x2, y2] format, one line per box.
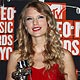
[12, 60, 31, 80]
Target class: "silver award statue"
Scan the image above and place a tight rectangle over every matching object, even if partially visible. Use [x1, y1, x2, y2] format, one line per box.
[12, 60, 31, 80]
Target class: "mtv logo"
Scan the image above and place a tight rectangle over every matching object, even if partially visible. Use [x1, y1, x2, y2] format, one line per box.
[46, 2, 66, 19]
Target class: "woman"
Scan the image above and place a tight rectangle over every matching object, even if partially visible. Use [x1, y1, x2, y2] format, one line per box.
[6, 1, 77, 80]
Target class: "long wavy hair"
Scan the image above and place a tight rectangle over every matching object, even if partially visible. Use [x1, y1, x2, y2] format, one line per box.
[17, 1, 64, 73]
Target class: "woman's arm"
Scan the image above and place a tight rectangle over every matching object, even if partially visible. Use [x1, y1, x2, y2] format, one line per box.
[6, 50, 21, 80]
[63, 49, 77, 80]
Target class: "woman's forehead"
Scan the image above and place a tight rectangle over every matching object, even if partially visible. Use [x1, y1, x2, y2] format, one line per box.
[25, 7, 43, 16]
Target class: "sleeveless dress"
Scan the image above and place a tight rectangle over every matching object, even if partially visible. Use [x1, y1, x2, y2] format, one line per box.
[28, 64, 65, 80]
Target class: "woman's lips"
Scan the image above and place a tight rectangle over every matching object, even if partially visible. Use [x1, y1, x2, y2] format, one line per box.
[32, 27, 41, 32]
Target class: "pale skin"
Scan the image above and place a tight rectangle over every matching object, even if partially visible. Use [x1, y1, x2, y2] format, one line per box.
[6, 7, 77, 80]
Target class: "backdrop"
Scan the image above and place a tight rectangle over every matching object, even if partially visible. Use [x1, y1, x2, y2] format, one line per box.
[0, 0, 80, 80]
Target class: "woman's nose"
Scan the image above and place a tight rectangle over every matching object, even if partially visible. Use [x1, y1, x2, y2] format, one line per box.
[33, 18, 38, 25]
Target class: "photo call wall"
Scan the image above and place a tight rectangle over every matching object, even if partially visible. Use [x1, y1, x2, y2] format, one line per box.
[0, 0, 80, 80]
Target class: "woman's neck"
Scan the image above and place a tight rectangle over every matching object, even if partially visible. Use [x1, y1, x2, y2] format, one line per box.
[32, 36, 46, 53]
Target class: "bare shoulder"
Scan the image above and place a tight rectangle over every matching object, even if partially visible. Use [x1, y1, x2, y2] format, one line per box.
[63, 49, 77, 80]
[7, 50, 21, 69]
[63, 49, 73, 61]
[63, 49, 75, 66]
[6, 50, 21, 80]
[9, 50, 21, 62]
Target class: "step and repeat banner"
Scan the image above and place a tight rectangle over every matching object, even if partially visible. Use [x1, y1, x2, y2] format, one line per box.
[46, 2, 80, 56]
[0, 0, 80, 80]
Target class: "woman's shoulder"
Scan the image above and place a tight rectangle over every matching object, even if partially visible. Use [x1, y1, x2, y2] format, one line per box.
[6, 50, 22, 80]
[63, 48, 74, 65]
[9, 50, 21, 62]
[62, 49, 77, 80]
[63, 49, 73, 59]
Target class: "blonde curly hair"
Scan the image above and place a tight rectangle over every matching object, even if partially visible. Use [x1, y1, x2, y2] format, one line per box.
[17, 1, 64, 73]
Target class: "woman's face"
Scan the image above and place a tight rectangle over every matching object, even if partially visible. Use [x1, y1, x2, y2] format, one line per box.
[25, 7, 48, 37]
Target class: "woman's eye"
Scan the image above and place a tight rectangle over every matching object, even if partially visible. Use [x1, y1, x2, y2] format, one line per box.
[38, 15, 45, 19]
[26, 17, 33, 21]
